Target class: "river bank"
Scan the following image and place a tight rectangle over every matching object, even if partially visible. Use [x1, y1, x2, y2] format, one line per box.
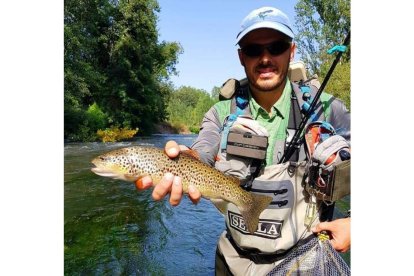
[154, 122, 194, 135]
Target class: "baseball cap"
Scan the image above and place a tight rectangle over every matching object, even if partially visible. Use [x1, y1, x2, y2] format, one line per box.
[236, 7, 294, 45]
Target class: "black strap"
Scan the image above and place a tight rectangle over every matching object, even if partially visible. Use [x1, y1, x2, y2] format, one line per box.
[287, 86, 302, 130]
[225, 230, 315, 264]
[319, 201, 336, 222]
[215, 246, 234, 276]
[284, 88, 303, 163]
[229, 80, 250, 115]
[240, 159, 263, 191]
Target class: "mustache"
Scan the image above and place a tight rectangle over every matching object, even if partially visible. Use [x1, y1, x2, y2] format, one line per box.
[255, 64, 277, 71]
[255, 65, 279, 72]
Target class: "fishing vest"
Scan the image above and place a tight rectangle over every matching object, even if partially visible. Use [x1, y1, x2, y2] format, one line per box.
[214, 79, 329, 259]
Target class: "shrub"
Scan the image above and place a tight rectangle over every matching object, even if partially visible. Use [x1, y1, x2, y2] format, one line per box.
[189, 125, 200, 134]
[96, 126, 139, 143]
[86, 103, 107, 131]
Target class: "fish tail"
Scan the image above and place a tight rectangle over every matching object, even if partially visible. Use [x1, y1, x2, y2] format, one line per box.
[240, 194, 273, 234]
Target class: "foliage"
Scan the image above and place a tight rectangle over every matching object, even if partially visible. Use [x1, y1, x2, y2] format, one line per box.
[86, 102, 108, 130]
[65, 102, 108, 142]
[294, 0, 350, 75]
[64, 0, 182, 141]
[324, 61, 350, 110]
[166, 86, 218, 133]
[96, 126, 139, 143]
[64, 0, 352, 140]
[294, 0, 350, 107]
[210, 86, 221, 101]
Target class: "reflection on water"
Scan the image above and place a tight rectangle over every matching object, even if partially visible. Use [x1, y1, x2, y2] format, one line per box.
[64, 134, 349, 275]
[65, 135, 224, 275]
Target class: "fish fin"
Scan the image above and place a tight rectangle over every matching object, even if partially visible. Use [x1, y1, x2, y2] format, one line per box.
[180, 149, 201, 160]
[210, 199, 227, 215]
[240, 194, 273, 234]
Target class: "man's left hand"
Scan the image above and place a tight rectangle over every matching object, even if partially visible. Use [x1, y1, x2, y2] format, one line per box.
[312, 217, 350, 253]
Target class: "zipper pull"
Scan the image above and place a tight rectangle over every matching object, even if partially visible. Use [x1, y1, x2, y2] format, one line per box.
[305, 195, 317, 228]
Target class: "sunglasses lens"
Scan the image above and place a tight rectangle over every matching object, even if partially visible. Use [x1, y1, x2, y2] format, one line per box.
[242, 45, 263, 57]
[241, 41, 291, 57]
[268, 42, 291, 55]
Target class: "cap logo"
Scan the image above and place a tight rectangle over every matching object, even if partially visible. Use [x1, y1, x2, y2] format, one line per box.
[258, 9, 273, 20]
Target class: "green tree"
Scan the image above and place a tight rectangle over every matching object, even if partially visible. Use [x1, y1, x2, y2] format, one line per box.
[100, 0, 182, 134]
[166, 86, 217, 133]
[324, 61, 350, 109]
[210, 86, 221, 101]
[294, 0, 350, 109]
[64, 0, 182, 141]
[294, 0, 350, 75]
[64, 0, 111, 140]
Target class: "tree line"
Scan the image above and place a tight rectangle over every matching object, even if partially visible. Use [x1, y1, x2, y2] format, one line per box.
[294, 0, 350, 108]
[64, 0, 350, 142]
[65, 0, 182, 141]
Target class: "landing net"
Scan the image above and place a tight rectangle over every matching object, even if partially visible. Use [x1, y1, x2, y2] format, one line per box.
[267, 234, 350, 276]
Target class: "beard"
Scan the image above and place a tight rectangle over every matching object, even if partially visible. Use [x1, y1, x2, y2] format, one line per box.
[245, 62, 290, 93]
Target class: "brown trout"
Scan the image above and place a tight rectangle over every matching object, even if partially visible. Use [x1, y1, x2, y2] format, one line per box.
[91, 146, 273, 233]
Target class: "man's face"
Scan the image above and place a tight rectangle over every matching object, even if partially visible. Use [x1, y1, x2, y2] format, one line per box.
[238, 28, 295, 93]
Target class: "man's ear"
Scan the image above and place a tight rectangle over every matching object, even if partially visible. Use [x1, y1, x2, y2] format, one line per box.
[290, 43, 296, 61]
[238, 49, 245, 66]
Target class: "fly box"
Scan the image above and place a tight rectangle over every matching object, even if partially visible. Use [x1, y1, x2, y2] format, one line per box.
[226, 130, 268, 160]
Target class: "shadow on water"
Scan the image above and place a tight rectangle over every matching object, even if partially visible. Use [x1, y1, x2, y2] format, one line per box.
[64, 134, 350, 275]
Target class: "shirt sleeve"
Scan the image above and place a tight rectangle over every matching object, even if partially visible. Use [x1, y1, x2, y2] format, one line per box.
[190, 106, 222, 166]
[328, 98, 351, 142]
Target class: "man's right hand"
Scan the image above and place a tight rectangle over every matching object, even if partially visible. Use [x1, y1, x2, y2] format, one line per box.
[134, 140, 202, 206]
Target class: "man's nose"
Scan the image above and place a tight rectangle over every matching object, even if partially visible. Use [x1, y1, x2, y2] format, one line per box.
[259, 49, 273, 64]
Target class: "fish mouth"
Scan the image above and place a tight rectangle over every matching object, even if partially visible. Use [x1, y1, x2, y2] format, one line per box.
[91, 166, 119, 178]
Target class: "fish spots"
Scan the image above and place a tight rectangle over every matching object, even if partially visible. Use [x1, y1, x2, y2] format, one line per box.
[93, 145, 250, 210]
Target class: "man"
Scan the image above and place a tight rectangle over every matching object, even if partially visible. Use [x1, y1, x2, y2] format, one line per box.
[136, 6, 350, 275]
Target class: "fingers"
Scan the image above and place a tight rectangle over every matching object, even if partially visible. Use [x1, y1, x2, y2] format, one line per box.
[179, 145, 190, 151]
[312, 219, 351, 253]
[311, 222, 322, 233]
[329, 239, 340, 251]
[311, 221, 331, 233]
[165, 140, 189, 158]
[169, 176, 183, 206]
[136, 140, 195, 206]
[152, 174, 199, 206]
[136, 173, 200, 206]
[152, 172, 174, 201]
[188, 184, 202, 204]
[137, 173, 185, 206]
[165, 140, 181, 158]
[135, 175, 153, 190]
[329, 236, 350, 253]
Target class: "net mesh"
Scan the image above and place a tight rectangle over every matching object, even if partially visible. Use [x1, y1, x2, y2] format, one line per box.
[266, 235, 350, 276]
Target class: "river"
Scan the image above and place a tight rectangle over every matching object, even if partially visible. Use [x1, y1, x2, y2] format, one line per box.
[64, 134, 349, 275]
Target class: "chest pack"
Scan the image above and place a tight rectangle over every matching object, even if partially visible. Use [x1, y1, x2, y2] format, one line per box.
[219, 77, 326, 166]
[213, 78, 344, 261]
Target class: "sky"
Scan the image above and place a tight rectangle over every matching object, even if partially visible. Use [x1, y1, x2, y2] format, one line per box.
[156, 0, 298, 93]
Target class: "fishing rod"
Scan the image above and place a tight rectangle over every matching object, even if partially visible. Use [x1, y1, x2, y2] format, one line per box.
[280, 31, 350, 163]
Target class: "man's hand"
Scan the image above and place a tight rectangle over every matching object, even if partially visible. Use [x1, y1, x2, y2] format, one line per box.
[312, 217, 350, 253]
[134, 140, 201, 205]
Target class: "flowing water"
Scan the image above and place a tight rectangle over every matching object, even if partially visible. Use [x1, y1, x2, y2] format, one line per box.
[64, 134, 349, 275]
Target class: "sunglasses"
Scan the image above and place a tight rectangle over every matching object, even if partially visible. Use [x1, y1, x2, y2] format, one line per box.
[240, 41, 291, 57]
